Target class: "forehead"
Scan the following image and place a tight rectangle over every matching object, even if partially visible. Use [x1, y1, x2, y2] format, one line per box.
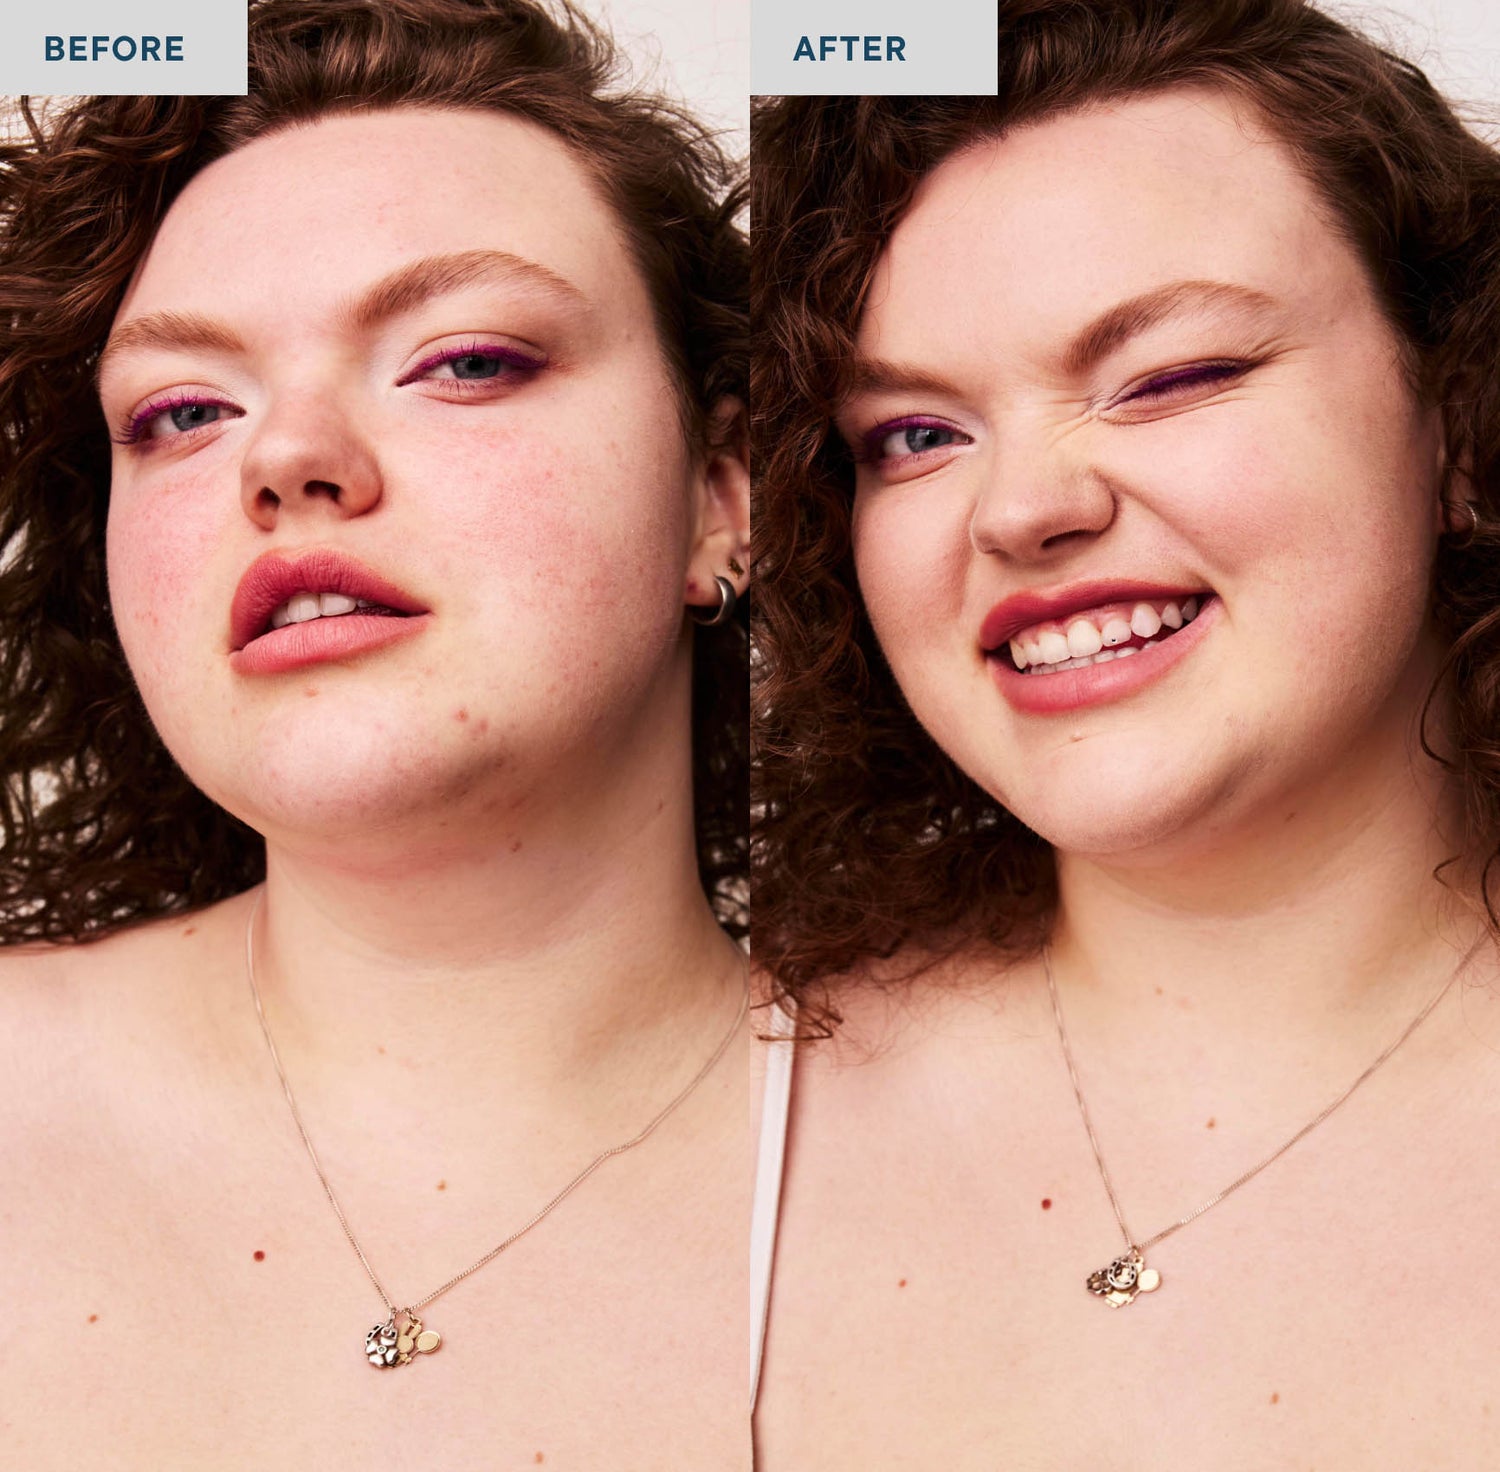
[115, 106, 647, 329]
[859, 87, 1365, 362]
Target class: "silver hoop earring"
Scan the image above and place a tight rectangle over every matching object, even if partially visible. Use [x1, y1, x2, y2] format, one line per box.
[1445, 498, 1481, 547]
[690, 575, 737, 627]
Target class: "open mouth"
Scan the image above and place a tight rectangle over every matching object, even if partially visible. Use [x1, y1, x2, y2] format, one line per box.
[262, 592, 414, 637]
[995, 593, 1215, 675]
[229, 549, 427, 655]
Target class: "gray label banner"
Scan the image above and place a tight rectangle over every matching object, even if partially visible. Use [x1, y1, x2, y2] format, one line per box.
[752, 0, 997, 96]
[0, 0, 247, 95]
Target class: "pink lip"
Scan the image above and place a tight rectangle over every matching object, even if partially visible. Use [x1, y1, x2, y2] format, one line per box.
[228, 549, 430, 675]
[978, 579, 1211, 652]
[988, 592, 1220, 715]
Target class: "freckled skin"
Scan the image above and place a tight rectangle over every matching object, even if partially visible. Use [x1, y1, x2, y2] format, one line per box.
[101, 109, 707, 850]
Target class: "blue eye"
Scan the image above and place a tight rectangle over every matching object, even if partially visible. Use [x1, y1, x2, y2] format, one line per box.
[115, 394, 242, 446]
[861, 418, 972, 466]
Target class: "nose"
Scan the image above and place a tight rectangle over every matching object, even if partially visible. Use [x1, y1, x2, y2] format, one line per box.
[967, 420, 1117, 560]
[238, 390, 383, 530]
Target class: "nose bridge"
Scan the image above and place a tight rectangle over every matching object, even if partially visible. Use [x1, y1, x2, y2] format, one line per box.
[239, 374, 383, 526]
[968, 405, 1114, 558]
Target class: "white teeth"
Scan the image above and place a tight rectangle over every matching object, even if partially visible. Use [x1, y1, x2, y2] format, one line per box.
[1066, 619, 1103, 658]
[1020, 637, 1162, 675]
[287, 592, 321, 624]
[1037, 630, 1071, 664]
[1001, 593, 1211, 673]
[266, 589, 367, 631]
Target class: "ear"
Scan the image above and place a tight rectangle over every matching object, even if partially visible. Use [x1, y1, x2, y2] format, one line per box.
[684, 397, 750, 615]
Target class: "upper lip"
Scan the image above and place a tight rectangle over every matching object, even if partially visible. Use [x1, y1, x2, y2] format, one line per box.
[229, 548, 428, 651]
[979, 578, 1212, 652]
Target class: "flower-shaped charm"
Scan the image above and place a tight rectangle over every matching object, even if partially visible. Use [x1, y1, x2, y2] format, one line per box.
[1086, 1249, 1161, 1308]
[365, 1310, 443, 1368]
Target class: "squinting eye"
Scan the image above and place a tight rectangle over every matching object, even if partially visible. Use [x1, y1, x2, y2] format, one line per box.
[1124, 361, 1249, 402]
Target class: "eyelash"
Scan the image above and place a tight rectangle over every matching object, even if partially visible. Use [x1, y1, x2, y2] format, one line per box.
[112, 342, 547, 448]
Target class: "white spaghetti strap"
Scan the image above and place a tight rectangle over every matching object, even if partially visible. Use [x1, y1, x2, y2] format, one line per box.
[750, 997, 797, 1413]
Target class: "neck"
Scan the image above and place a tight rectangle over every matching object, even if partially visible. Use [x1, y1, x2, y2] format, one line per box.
[244, 684, 742, 1105]
[1050, 683, 1489, 1040]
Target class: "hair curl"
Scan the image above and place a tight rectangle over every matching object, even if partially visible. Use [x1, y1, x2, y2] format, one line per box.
[752, 0, 1500, 1033]
[0, 0, 748, 944]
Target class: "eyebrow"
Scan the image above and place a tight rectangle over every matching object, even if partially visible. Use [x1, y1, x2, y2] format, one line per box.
[845, 279, 1281, 402]
[98, 248, 587, 384]
[1060, 278, 1281, 376]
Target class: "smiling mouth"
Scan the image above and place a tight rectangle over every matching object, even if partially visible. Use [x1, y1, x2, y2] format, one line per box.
[996, 593, 1214, 674]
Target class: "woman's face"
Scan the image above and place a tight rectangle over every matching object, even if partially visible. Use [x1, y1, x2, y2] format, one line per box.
[841, 88, 1447, 861]
[101, 108, 731, 846]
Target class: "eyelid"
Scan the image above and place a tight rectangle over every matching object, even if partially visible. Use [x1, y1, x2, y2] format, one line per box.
[1106, 358, 1255, 410]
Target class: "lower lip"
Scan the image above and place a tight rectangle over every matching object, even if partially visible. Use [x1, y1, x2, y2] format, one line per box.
[987, 595, 1220, 715]
[229, 613, 430, 675]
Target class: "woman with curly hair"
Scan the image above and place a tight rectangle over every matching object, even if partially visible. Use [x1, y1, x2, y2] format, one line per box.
[0, 0, 750, 1461]
[751, 0, 1500, 1461]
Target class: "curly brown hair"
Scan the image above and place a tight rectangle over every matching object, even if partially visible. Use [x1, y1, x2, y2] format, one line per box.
[0, 0, 748, 944]
[752, 0, 1500, 1033]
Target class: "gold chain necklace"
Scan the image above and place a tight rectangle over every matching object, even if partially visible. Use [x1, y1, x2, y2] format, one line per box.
[244, 891, 749, 1366]
[1043, 937, 1482, 1307]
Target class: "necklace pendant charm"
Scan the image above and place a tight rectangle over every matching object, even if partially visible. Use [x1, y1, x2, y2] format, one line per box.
[365, 1310, 443, 1367]
[1086, 1249, 1162, 1308]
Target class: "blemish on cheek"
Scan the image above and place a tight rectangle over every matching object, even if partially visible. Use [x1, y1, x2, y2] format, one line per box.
[182, 926, 196, 938]
[88, 1313, 98, 1323]
[1269, 1391, 1279, 1405]
[437, 1180, 447, 1191]
[303, 686, 318, 698]
[253, 1249, 265, 1261]
[1206, 1118, 1216, 1129]
[1041, 1198, 1052, 1210]
[476, 717, 490, 734]
[534, 1455, 545, 1465]
[510, 839, 523, 853]
[377, 1045, 386, 1055]
[455, 708, 469, 723]
[1154, 986, 1164, 996]
[897, 1278, 907, 1288]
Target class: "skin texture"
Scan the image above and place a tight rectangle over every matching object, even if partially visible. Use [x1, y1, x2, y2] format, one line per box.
[755, 90, 1500, 1469]
[3, 109, 750, 1469]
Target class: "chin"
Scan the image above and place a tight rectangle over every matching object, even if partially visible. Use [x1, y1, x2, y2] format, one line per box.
[995, 757, 1224, 863]
[188, 720, 517, 849]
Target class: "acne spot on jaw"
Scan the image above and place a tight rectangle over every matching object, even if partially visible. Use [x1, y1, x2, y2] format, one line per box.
[510, 839, 523, 853]
[1041, 1198, 1053, 1210]
[87, 1313, 98, 1323]
[437, 1180, 447, 1191]
[1270, 1391, 1280, 1405]
[253, 1250, 265, 1261]
[455, 708, 469, 723]
[898, 1278, 908, 1288]
[1206, 1118, 1216, 1129]
[535, 1455, 545, 1464]
[1154, 985, 1164, 996]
